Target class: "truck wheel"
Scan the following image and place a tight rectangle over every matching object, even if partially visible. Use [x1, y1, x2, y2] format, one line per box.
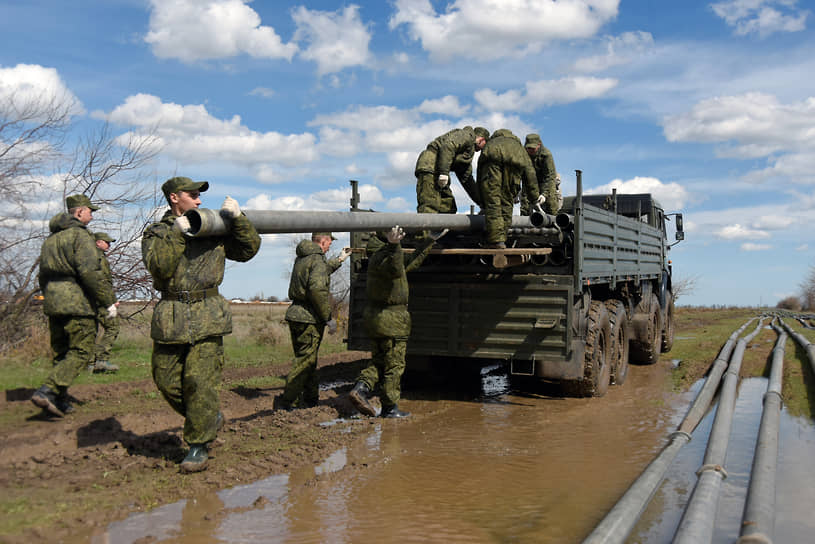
[661, 291, 675, 353]
[605, 300, 630, 385]
[574, 300, 611, 397]
[630, 293, 662, 364]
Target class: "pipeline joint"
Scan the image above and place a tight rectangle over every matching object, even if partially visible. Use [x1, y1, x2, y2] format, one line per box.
[695, 463, 728, 479]
[668, 430, 692, 443]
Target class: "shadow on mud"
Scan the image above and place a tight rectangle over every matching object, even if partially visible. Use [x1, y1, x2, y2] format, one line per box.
[76, 416, 186, 461]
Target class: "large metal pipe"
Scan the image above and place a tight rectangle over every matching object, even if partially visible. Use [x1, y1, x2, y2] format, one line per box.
[183, 208, 537, 237]
[582, 318, 756, 544]
[737, 318, 785, 544]
[778, 317, 815, 374]
[673, 318, 765, 544]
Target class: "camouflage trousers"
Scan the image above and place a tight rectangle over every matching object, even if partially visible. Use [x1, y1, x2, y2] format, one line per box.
[94, 311, 120, 361]
[281, 321, 325, 406]
[479, 160, 518, 244]
[44, 315, 97, 391]
[416, 172, 457, 214]
[151, 336, 224, 445]
[358, 336, 407, 409]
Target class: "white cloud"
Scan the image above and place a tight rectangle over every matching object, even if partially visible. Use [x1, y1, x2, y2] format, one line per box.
[711, 0, 809, 38]
[796, 244, 809, 251]
[714, 223, 771, 240]
[474, 77, 618, 112]
[417, 95, 470, 117]
[571, 31, 654, 73]
[246, 183, 384, 212]
[585, 176, 689, 211]
[0, 63, 83, 118]
[389, 0, 619, 61]
[292, 5, 372, 75]
[741, 242, 772, 251]
[144, 0, 297, 62]
[249, 87, 275, 99]
[751, 215, 794, 229]
[385, 197, 411, 211]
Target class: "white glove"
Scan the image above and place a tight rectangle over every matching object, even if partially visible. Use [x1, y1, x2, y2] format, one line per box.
[220, 196, 241, 219]
[436, 174, 450, 189]
[174, 215, 192, 234]
[106, 304, 118, 319]
[338, 247, 352, 262]
[536, 194, 546, 207]
[326, 319, 338, 334]
[429, 228, 449, 241]
[387, 226, 405, 244]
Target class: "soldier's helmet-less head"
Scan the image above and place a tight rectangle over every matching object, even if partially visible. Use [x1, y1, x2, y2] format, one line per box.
[161, 177, 210, 201]
[65, 194, 100, 211]
[524, 133, 542, 149]
[473, 126, 490, 140]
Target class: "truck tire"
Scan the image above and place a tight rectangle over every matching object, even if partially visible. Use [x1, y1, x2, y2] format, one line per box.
[605, 299, 630, 386]
[630, 293, 662, 364]
[571, 300, 611, 397]
[661, 291, 675, 352]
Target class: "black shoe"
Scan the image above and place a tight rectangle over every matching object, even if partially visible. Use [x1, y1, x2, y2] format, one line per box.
[273, 396, 293, 412]
[31, 386, 63, 417]
[381, 405, 411, 419]
[180, 444, 208, 473]
[349, 382, 376, 417]
[55, 396, 74, 414]
[302, 398, 319, 408]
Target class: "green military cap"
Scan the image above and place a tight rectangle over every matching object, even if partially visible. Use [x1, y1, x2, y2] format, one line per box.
[313, 231, 337, 240]
[161, 176, 209, 198]
[524, 133, 542, 149]
[66, 194, 100, 211]
[474, 126, 490, 140]
[94, 232, 116, 243]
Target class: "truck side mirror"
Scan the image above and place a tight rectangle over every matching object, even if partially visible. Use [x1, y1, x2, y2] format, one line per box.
[675, 213, 684, 241]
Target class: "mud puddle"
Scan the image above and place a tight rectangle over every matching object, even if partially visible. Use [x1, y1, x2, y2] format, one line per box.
[80, 366, 814, 543]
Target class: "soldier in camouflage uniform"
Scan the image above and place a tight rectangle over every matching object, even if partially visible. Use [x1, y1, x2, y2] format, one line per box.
[32, 194, 117, 417]
[275, 232, 351, 410]
[520, 134, 560, 216]
[415, 126, 489, 213]
[91, 232, 120, 373]
[476, 129, 544, 248]
[348, 226, 443, 418]
[142, 177, 261, 473]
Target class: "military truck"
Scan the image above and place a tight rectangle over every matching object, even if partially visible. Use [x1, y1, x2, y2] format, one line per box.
[346, 171, 684, 396]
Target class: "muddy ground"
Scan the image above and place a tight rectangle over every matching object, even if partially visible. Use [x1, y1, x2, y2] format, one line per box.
[0, 352, 376, 543]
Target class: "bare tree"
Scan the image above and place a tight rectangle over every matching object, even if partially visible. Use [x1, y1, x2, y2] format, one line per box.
[799, 265, 815, 311]
[777, 295, 802, 311]
[671, 274, 699, 302]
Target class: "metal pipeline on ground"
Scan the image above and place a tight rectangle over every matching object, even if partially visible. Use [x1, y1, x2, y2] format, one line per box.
[673, 318, 765, 544]
[182, 208, 537, 237]
[777, 317, 815, 374]
[737, 318, 785, 544]
[582, 318, 757, 544]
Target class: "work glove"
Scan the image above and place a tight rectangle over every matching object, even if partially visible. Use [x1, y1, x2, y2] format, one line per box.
[436, 174, 450, 189]
[174, 215, 192, 234]
[326, 319, 338, 334]
[535, 194, 546, 207]
[429, 228, 449, 241]
[220, 196, 241, 219]
[338, 247, 352, 262]
[106, 304, 118, 319]
[387, 226, 405, 244]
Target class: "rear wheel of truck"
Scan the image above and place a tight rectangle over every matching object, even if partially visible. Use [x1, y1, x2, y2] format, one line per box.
[661, 291, 675, 353]
[630, 293, 662, 364]
[569, 300, 611, 397]
[605, 299, 630, 386]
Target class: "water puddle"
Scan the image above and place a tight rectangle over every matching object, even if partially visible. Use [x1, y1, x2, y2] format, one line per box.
[83, 369, 814, 543]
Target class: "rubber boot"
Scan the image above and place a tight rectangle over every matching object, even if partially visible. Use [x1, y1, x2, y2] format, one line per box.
[349, 382, 376, 417]
[31, 385, 63, 417]
[180, 444, 209, 473]
[55, 387, 74, 414]
[381, 405, 411, 419]
[93, 360, 119, 373]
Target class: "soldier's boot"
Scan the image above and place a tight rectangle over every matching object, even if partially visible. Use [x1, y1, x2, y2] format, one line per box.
[273, 396, 293, 412]
[93, 360, 119, 373]
[381, 404, 411, 419]
[349, 382, 376, 417]
[31, 385, 63, 417]
[180, 444, 209, 473]
[55, 387, 75, 415]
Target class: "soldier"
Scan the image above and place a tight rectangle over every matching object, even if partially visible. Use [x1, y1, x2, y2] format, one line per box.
[348, 226, 445, 418]
[476, 129, 544, 248]
[31, 194, 117, 417]
[91, 232, 120, 373]
[142, 176, 261, 473]
[520, 133, 560, 216]
[415, 126, 490, 213]
[275, 232, 352, 410]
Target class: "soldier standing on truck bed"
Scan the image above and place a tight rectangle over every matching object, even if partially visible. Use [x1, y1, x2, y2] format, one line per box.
[31, 194, 117, 417]
[476, 129, 544, 248]
[520, 133, 560, 216]
[275, 232, 352, 411]
[142, 176, 261, 473]
[415, 126, 490, 213]
[348, 226, 446, 418]
[91, 232, 120, 374]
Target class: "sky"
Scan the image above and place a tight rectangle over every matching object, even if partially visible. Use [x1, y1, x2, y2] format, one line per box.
[1, 0, 814, 307]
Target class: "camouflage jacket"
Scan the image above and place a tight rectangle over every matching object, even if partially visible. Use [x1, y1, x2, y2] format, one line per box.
[363, 235, 434, 338]
[38, 213, 116, 317]
[285, 240, 343, 324]
[415, 126, 478, 181]
[525, 144, 559, 214]
[477, 129, 540, 203]
[142, 210, 261, 344]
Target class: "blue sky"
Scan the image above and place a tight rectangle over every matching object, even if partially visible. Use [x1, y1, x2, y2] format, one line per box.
[1, 0, 813, 307]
